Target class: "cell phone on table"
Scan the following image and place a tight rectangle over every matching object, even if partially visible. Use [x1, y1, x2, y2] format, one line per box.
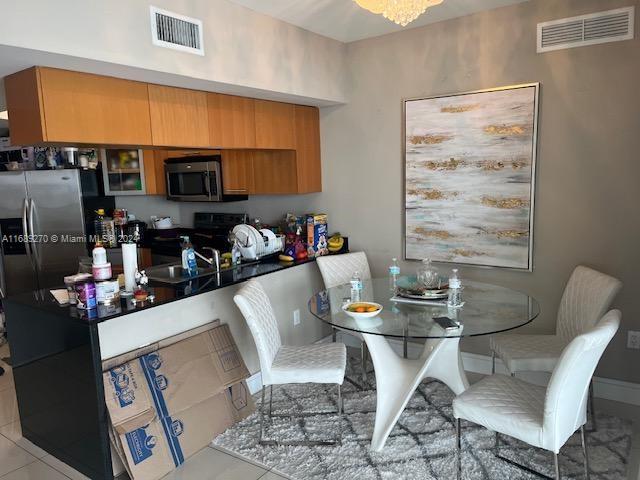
[433, 316, 460, 330]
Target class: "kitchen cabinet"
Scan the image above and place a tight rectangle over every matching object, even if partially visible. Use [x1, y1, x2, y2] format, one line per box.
[254, 100, 296, 149]
[101, 149, 147, 195]
[252, 150, 298, 194]
[294, 105, 322, 193]
[148, 85, 209, 148]
[221, 150, 254, 194]
[5, 66, 322, 195]
[144, 150, 167, 196]
[4, 67, 152, 146]
[207, 93, 256, 148]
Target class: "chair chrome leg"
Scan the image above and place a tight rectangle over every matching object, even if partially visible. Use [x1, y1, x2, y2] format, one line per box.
[332, 327, 337, 342]
[337, 384, 343, 445]
[491, 351, 496, 374]
[258, 383, 344, 446]
[554, 453, 560, 480]
[361, 341, 368, 385]
[588, 380, 597, 432]
[456, 418, 461, 480]
[581, 425, 590, 480]
[259, 385, 266, 443]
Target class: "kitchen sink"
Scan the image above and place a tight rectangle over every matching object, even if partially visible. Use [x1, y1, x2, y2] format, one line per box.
[145, 263, 221, 284]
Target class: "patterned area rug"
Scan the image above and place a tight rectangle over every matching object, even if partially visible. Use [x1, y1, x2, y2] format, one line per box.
[214, 374, 632, 479]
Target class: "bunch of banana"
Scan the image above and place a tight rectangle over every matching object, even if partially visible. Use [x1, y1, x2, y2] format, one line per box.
[328, 233, 344, 253]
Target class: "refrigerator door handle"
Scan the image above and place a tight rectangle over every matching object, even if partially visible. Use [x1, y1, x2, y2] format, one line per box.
[22, 197, 35, 271]
[28, 197, 40, 270]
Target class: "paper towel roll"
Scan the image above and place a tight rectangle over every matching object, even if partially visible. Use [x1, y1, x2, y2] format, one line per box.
[122, 243, 138, 293]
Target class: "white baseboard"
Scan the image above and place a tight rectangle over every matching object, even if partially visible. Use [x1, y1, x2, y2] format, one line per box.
[327, 332, 640, 406]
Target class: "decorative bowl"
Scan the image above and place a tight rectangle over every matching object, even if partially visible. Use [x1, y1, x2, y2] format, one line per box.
[342, 302, 383, 319]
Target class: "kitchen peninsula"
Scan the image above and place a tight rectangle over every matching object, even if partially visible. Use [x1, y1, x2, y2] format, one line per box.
[3, 257, 328, 480]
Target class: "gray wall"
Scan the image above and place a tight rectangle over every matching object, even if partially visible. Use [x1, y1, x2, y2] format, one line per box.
[319, 0, 640, 383]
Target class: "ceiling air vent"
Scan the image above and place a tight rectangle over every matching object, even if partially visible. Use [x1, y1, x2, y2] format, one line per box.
[537, 6, 634, 53]
[150, 6, 204, 55]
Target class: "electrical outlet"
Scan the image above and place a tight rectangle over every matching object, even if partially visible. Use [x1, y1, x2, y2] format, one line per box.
[627, 331, 640, 349]
[293, 309, 301, 326]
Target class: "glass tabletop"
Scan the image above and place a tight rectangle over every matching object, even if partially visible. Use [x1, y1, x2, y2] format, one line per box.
[308, 277, 540, 339]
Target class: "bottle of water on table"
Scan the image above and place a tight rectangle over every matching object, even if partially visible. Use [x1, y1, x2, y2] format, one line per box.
[389, 258, 400, 291]
[350, 271, 363, 303]
[447, 268, 463, 308]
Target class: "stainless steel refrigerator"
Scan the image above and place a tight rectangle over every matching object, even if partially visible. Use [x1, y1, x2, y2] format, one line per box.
[0, 169, 114, 297]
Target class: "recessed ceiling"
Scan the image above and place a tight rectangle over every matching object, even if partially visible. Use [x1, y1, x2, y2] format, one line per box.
[227, 0, 529, 43]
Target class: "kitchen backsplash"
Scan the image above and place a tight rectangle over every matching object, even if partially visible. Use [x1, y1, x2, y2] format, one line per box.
[115, 194, 322, 228]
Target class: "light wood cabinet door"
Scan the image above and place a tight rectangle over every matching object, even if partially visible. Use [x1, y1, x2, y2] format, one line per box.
[148, 85, 209, 148]
[254, 100, 296, 149]
[6, 67, 153, 145]
[252, 150, 298, 194]
[208, 93, 256, 148]
[221, 150, 254, 194]
[294, 105, 322, 193]
[144, 150, 167, 196]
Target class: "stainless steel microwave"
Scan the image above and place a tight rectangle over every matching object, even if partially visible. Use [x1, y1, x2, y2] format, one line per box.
[165, 155, 247, 202]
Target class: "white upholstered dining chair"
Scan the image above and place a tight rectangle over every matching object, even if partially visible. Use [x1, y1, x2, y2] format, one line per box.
[316, 252, 372, 387]
[490, 265, 622, 429]
[234, 279, 346, 446]
[454, 309, 620, 480]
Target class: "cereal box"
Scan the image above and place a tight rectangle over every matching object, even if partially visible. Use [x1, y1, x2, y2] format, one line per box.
[307, 214, 329, 257]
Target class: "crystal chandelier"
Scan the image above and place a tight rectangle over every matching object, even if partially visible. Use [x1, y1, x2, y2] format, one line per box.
[354, 0, 444, 26]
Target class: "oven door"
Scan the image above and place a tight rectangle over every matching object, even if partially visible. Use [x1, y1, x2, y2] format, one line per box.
[165, 161, 212, 201]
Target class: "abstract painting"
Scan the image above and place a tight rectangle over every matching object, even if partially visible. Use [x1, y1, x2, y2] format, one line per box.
[404, 84, 539, 270]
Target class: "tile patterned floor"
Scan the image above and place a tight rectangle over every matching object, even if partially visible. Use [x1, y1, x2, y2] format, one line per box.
[0, 340, 636, 480]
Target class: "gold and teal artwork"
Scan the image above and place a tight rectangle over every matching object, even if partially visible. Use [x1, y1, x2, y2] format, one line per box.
[404, 84, 539, 270]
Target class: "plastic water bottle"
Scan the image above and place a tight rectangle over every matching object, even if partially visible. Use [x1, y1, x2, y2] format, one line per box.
[447, 268, 463, 308]
[350, 271, 363, 303]
[389, 258, 400, 291]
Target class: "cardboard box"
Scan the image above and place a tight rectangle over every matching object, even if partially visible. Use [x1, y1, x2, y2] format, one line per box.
[103, 324, 254, 480]
[307, 213, 329, 258]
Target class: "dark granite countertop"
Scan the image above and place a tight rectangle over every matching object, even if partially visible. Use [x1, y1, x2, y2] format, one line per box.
[4, 256, 316, 324]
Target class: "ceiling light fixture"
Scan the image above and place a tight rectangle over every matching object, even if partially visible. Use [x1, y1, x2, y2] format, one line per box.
[354, 0, 444, 26]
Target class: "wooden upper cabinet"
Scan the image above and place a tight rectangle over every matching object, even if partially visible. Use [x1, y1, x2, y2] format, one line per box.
[148, 85, 209, 148]
[254, 100, 296, 149]
[5, 67, 152, 145]
[252, 150, 298, 194]
[220, 150, 254, 194]
[294, 105, 322, 193]
[144, 150, 167, 196]
[207, 93, 256, 148]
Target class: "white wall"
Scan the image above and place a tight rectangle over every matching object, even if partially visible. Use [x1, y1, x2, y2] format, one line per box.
[319, 0, 640, 383]
[0, 0, 347, 105]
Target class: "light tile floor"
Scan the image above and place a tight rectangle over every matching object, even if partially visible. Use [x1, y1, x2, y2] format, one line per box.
[0, 343, 636, 480]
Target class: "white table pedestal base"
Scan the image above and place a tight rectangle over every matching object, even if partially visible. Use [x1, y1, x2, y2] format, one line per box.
[363, 332, 469, 452]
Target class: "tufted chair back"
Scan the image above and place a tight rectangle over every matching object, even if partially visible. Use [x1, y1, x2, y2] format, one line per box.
[316, 252, 372, 289]
[234, 279, 282, 380]
[556, 266, 622, 343]
[543, 309, 620, 453]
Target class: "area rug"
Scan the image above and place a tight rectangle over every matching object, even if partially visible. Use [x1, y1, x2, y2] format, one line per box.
[214, 374, 632, 480]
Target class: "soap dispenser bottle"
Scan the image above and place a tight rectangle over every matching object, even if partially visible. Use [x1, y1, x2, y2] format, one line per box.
[181, 236, 198, 277]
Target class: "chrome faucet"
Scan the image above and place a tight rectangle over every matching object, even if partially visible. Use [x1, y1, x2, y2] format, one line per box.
[195, 247, 221, 272]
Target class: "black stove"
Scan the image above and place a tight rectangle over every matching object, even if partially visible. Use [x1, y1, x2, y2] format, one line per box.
[147, 212, 248, 257]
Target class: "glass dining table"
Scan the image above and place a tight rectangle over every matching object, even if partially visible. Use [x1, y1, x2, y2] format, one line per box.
[308, 277, 540, 452]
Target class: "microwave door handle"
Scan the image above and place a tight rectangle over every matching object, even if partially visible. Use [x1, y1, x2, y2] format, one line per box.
[22, 197, 35, 271]
[202, 172, 211, 198]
